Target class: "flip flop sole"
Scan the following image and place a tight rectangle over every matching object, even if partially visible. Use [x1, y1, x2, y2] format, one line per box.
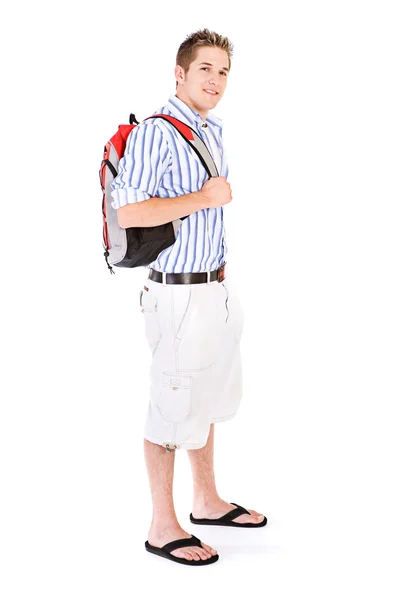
[189, 515, 268, 528]
[145, 541, 219, 565]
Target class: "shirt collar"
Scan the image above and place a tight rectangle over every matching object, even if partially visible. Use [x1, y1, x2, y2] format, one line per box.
[164, 94, 223, 131]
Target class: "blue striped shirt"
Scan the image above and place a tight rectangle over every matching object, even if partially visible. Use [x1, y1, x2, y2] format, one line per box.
[110, 94, 229, 273]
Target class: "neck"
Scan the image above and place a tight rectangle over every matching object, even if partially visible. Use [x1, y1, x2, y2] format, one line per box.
[175, 91, 208, 121]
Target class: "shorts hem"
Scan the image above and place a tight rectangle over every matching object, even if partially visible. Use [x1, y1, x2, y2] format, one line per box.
[144, 431, 208, 450]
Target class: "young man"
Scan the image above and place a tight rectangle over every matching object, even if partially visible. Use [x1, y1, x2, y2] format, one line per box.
[111, 29, 266, 566]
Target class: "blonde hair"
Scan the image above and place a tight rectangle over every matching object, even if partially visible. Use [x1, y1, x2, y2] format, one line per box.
[175, 28, 234, 88]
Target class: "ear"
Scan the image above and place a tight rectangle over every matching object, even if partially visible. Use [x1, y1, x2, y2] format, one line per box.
[174, 64, 185, 86]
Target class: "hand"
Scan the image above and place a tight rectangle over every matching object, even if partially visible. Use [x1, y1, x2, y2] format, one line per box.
[198, 176, 232, 209]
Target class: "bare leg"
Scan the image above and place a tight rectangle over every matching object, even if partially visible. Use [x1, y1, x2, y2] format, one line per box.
[187, 424, 265, 524]
[144, 438, 217, 561]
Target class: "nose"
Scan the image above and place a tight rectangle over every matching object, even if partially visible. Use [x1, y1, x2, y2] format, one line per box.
[207, 82, 219, 93]
[208, 75, 219, 87]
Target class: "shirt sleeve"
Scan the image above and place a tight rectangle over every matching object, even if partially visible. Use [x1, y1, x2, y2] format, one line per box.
[110, 122, 172, 209]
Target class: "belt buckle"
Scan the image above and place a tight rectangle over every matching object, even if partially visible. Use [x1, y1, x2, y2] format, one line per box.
[217, 264, 225, 283]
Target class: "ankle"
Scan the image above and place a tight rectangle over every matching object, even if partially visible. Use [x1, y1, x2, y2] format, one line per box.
[192, 491, 222, 508]
[149, 518, 183, 537]
[151, 507, 178, 523]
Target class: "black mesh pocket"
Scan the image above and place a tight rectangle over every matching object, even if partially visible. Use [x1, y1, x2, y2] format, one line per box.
[121, 223, 176, 268]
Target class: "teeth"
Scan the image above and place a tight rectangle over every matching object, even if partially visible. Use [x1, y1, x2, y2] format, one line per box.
[204, 90, 217, 95]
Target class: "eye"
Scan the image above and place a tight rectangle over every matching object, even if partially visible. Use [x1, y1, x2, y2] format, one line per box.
[201, 67, 227, 76]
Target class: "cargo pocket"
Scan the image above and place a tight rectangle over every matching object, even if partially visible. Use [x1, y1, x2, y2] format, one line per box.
[139, 289, 161, 353]
[156, 372, 192, 424]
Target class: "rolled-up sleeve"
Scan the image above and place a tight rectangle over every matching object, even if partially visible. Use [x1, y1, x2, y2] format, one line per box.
[110, 122, 172, 209]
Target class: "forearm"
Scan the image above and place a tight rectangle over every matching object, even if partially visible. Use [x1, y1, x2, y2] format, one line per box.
[118, 192, 206, 228]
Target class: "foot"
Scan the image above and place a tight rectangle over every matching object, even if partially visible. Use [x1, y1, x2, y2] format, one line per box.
[192, 499, 265, 525]
[148, 524, 217, 562]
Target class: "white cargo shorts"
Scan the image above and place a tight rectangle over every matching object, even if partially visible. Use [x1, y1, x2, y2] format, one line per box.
[139, 268, 244, 450]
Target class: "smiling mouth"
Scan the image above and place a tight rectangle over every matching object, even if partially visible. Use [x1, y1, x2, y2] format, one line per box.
[204, 89, 218, 96]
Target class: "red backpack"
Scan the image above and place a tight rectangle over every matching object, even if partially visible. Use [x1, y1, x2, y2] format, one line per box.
[99, 113, 218, 274]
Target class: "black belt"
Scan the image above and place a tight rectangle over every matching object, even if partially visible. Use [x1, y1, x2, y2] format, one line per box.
[149, 263, 226, 285]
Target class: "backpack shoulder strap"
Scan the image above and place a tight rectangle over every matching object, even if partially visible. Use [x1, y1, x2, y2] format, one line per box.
[143, 114, 219, 178]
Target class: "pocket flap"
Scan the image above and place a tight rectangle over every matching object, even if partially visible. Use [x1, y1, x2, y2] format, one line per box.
[162, 372, 192, 390]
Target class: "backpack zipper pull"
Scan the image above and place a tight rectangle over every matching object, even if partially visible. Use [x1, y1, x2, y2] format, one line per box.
[104, 250, 115, 274]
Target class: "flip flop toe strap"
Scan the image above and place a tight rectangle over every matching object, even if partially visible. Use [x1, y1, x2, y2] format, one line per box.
[161, 535, 202, 554]
[219, 502, 251, 523]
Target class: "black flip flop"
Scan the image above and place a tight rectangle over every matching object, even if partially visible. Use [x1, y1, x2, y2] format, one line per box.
[190, 502, 268, 528]
[145, 534, 219, 566]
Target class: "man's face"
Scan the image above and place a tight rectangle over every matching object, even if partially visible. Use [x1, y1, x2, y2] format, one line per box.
[175, 46, 229, 119]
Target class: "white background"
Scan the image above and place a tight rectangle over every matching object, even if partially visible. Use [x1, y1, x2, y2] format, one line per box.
[1, 0, 404, 598]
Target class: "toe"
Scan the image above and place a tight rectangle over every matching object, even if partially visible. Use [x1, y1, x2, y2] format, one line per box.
[172, 548, 197, 561]
[247, 509, 265, 520]
[202, 542, 217, 555]
[244, 508, 265, 523]
[171, 541, 217, 561]
[253, 513, 265, 522]
[196, 548, 210, 560]
[233, 512, 265, 524]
